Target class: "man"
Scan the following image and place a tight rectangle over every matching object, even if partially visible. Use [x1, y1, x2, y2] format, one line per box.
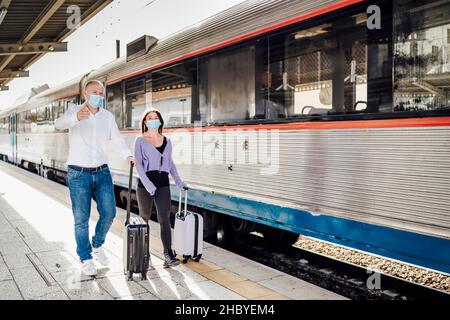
[55, 80, 134, 276]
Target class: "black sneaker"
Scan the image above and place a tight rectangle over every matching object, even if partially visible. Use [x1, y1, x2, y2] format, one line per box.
[163, 249, 180, 268]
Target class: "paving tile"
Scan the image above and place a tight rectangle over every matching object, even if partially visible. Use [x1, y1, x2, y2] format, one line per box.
[2, 214, 26, 223]
[0, 230, 22, 242]
[225, 280, 275, 300]
[253, 293, 289, 300]
[159, 264, 208, 284]
[61, 280, 114, 300]
[51, 268, 95, 286]
[117, 292, 160, 300]
[0, 241, 32, 256]
[0, 233, 28, 247]
[182, 280, 246, 300]
[0, 262, 13, 281]
[10, 266, 62, 300]
[34, 250, 80, 273]
[24, 239, 65, 254]
[15, 279, 63, 300]
[137, 276, 194, 300]
[202, 269, 247, 285]
[2, 253, 36, 271]
[185, 260, 223, 274]
[9, 221, 43, 239]
[97, 274, 148, 298]
[0, 280, 23, 300]
[30, 289, 69, 300]
[10, 264, 56, 284]
[202, 246, 255, 270]
[259, 275, 347, 300]
[217, 260, 285, 282]
[149, 235, 164, 253]
[0, 223, 14, 235]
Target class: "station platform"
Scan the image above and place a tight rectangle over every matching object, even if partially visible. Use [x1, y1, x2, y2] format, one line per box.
[0, 161, 345, 300]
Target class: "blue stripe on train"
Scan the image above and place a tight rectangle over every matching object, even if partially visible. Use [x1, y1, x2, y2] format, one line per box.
[170, 186, 450, 274]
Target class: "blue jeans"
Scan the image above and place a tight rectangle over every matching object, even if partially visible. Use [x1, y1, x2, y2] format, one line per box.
[67, 165, 116, 262]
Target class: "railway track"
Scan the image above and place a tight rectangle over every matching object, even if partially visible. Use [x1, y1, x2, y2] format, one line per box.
[225, 233, 450, 300]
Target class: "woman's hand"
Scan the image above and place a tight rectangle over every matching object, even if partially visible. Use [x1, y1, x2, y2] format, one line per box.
[182, 185, 189, 191]
[127, 156, 135, 165]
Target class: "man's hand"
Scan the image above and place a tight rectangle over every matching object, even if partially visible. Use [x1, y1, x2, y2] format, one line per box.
[77, 105, 91, 121]
[127, 156, 135, 165]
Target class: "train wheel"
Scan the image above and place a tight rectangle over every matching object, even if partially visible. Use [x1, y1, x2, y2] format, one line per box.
[216, 215, 239, 248]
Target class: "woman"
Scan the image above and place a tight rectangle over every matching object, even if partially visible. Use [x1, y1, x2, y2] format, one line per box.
[134, 108, 188, 268]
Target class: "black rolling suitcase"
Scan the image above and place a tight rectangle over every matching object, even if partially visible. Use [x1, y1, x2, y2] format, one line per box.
[123, 163, 149, 281]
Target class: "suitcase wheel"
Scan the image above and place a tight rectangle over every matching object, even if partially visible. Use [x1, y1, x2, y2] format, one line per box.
[182, 257, 189, 264]
[194, 254, 202, 262]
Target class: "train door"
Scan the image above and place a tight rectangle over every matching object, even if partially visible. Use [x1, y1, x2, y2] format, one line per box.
[9, 112, 17, 164]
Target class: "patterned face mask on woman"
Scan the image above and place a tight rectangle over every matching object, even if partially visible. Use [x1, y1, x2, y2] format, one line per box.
[88, 94, 105, 109]
[146, 119, 161, 130]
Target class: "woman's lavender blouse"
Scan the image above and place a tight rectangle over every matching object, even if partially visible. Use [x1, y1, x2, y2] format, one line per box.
[134, 136, 186, 195]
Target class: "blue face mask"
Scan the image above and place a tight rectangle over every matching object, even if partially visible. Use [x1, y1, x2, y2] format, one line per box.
[146, 119, 161, 130]
[88, 94, 105, 109]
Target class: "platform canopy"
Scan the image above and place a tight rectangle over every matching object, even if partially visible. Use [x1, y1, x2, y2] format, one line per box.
[0, 0, 112, 91]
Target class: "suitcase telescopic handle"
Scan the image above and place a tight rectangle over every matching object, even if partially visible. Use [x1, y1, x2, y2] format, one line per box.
[178, 189, 188, 216]
[125, 163, 134, 226]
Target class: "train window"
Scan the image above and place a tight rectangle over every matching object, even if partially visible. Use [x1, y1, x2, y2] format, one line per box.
[124, 77, 145, 129]
[199, 46, 255, 123]
[32, 106, 53, 133]
[151, 59, 197, 127]
[19, 110, 30, 133]
[266, 3, 393, 117]
[36, 106, 45, 124]
[106, 82, 123, 128]
[393, 0, 450, 112]
[0, 117, 8, 135]
[53, 100, 65, 119]
[17, 112, 26, 133]
[268, 16, 366, 116]
[66, 96, 78, 110]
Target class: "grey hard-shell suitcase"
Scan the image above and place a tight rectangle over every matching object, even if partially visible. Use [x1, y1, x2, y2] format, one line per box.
[123, 163, 149, 280]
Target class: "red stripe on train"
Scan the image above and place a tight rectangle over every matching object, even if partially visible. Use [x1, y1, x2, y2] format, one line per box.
[120, 117, 450, 134]
[106, 0, 364, 85]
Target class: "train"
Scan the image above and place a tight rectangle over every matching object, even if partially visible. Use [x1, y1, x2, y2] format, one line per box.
[1, 0, 449, 274]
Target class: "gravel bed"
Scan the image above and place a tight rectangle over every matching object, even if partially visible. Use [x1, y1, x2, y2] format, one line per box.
[294, 235, 450, 293]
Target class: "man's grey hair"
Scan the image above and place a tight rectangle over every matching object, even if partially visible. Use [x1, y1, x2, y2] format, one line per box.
[83, 79, 105, 92]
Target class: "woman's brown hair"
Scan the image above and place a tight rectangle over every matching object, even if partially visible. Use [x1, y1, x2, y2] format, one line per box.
[141, 108, 164, 134]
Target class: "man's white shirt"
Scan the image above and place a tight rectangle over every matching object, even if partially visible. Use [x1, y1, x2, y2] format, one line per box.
[55, 104, 132, 167]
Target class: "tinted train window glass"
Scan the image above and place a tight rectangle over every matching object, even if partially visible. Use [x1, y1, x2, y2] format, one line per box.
[36, 106, 45, 124]
[151, 59, 196, 127]
[32, 106, 53, 133]
[0, 117, 8, 134]
[17, 112, 26, 133]
[124, 78, 145, 129]
[67, 96, 78, 110]
[267, 4, 392, 117]
[106, 82, 123, 128]
[54, 100, 65, 119]
[393, 0, 450, 111]
[199, 46, 255, 123]
[269, 18, 364, 116]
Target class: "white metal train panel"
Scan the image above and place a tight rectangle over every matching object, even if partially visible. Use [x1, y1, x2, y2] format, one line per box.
[10, 124, 450, 241]
[167, 126, 450, 240]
